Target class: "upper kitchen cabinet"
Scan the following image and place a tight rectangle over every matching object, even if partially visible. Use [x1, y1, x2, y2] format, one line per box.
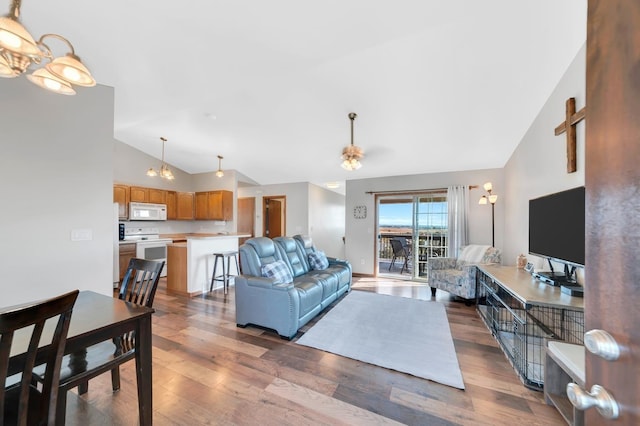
[166, 191, 177, 219]
[149, 188, 167, 204]
[130, 186, 166, 204]
[130, 186, 148, 203]
[113, 184, 130, 220]
[177, 192, 195, 220]
[166, 191, 194, 220]
[195, 190, 232, 221]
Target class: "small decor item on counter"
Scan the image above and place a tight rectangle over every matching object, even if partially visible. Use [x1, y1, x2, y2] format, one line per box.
[517, 254, 527, 269]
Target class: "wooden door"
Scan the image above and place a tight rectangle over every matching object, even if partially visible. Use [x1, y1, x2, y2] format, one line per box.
[584, 2, 640, 424]
[263, 197, 284, 238]
[237, 197, 255, 245]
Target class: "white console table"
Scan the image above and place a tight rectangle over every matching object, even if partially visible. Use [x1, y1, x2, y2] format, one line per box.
[476, 265, 584, 390]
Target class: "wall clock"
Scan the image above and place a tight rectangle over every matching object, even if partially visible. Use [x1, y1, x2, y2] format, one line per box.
[353, 205, 367, 219]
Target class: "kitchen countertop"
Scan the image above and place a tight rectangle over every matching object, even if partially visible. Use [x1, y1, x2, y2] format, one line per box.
[160, 233, 251, 240]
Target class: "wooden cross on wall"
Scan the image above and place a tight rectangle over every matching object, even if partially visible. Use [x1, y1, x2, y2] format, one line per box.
[554, 97, 586, 173]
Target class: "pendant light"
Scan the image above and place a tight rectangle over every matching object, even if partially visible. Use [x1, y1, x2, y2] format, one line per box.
[215, 155, 224, 178]
[341, 112, 363, 171]
[147, 137, 174, 180]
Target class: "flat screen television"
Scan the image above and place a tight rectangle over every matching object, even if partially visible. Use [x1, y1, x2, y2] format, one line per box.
[529, 186, 585, 275]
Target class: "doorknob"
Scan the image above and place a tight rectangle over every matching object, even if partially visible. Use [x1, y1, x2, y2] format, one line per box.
[584, 329, 621, 361]
[567, 383, 620, 419]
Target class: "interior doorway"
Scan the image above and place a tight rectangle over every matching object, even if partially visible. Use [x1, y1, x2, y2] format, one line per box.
[263, 196, 286, 238]
[237, 197, 255, 246]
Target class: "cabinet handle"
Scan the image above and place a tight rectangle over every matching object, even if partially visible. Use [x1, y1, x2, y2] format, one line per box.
[584, 329, 621, 361]
[567, 383, 619, 419]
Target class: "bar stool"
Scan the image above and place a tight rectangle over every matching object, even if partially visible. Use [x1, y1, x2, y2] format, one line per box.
[210, 251, 239, 294]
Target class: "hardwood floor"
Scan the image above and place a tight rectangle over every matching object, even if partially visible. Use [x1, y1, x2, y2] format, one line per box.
[63, 277, 564, 425]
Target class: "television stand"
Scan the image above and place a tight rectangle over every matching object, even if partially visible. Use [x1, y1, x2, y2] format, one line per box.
[475, 265, 584, 390]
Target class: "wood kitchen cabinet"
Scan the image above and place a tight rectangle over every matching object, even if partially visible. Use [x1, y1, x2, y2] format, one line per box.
[130, 186, 166, 204]
[177, 192, 195, 220]
[130, 186, 148, 202]
[195, 190, 232, 220]
[118, 243, 136, 282]
[113, 184, 130, 220]
[166, 191, 177, 219]
[167, 191, 194, 220]
[148, 188, 166, 204]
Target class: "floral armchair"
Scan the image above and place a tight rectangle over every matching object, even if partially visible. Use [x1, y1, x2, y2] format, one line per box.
[427, 245, 501, 303]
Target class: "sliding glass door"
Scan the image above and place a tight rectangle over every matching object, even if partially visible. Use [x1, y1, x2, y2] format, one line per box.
[377, 191, 448, 281]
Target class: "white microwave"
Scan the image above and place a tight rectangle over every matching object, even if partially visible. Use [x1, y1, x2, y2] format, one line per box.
[129, 202, 167, 221]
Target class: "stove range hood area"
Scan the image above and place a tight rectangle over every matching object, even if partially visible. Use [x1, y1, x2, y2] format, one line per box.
[129, 202, 167, 221]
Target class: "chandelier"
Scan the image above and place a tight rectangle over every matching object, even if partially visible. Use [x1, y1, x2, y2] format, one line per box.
[0, 0, 96, 95]
[341, 112, 363, 171]
[215, 155, 224, 178]
[147, 137, 174, 180]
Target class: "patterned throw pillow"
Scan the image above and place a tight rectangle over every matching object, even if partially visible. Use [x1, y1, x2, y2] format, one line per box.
[308, 251, 329, 270]
[261, 260, 293, 284]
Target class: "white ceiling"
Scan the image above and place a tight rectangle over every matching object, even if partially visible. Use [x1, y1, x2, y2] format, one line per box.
[20, 1, 586, 190]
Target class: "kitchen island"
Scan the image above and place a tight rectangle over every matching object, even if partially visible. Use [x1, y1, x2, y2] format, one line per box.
[166, 233, 250, 296]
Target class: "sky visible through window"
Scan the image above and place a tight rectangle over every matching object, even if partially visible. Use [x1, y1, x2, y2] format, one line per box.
[379, 201, 448, 228]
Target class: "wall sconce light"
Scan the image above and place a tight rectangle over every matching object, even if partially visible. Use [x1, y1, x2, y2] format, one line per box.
[215, 155, 224, 178]
[479, 182, 498, 246]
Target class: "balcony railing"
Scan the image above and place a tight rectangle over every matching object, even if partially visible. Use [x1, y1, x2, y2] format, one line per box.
[379, 231, 449, 278]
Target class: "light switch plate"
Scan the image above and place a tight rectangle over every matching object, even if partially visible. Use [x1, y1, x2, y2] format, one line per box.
[71, 229, 93, 241]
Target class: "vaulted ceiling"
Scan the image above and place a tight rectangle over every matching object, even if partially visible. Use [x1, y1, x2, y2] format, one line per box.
[19, 1, 586, 189]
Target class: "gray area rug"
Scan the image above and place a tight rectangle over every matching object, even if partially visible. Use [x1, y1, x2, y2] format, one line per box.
[296, 290, 465, 389]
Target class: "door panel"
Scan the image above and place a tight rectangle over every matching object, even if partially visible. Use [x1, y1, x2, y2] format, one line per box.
[584, 2, 640, 423]
[237, 197, 255, 246]
[263, 196, 285, 238]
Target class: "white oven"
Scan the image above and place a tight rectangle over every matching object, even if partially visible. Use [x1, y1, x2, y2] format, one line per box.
[124, 227, 171, 277]
[136, 240, 171, 277]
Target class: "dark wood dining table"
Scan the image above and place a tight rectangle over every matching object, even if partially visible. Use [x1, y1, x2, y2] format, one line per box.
[7, 290, 154, 425]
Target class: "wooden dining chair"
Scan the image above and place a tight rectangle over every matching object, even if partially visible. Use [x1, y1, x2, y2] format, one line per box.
[48, 258, 164, 425]
[1, 290, 79, 426]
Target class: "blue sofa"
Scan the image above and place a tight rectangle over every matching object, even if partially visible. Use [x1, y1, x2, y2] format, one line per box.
[235, 235, 351, 339]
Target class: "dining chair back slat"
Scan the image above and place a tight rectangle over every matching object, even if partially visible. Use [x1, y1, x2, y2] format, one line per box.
[0, 290, 78, 426]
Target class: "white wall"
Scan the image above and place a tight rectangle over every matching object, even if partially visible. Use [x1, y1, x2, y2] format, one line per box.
[344, 168, 503, 275]
[503, 44, 586, 277]
[0, 78, 115, 306]
[308, 184, 346, 259]
[238, 182, 310, 238]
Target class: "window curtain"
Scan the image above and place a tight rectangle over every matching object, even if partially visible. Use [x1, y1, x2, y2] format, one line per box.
[447, 185, 469, 257]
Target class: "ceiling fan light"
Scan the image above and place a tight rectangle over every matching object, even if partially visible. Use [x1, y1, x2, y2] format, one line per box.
[46, 53, 95, 87]
[0, 16, 42, 58]
[26, 68, 76, 95]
